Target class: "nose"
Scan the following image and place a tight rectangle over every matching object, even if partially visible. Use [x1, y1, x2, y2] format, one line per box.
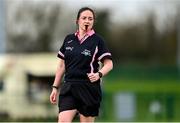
[85, 18, 90, 23]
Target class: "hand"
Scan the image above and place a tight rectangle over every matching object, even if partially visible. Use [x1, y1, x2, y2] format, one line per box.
[50, 88, 58, 104]
[87, 72, 100, 82]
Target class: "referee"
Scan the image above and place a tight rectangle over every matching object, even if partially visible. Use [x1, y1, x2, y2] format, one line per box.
[50, 7, 113, 122]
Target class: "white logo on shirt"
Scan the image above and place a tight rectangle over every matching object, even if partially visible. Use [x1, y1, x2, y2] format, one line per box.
[81, 49, 91, 56]
[67, 40, 73, 43]
[66, 46, 74, 51]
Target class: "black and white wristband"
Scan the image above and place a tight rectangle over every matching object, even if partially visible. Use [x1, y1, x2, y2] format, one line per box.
[98, 71, 103, 78]
[52, 85, 59, 90]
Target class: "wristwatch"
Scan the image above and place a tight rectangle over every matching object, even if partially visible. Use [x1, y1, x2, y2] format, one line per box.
[52, 85, 59, 90]
[98, 71, 103, 78]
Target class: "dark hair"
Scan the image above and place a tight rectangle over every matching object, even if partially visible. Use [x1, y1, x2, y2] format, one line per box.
[76, 7, 95, 20]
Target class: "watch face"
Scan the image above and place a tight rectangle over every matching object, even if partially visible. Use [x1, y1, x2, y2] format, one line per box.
[98, 72, 103, 78]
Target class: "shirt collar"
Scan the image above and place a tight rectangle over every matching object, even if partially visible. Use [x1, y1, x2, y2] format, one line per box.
[75, 29, 95, 37]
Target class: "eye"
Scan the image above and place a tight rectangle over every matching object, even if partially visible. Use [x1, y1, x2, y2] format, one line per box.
[88, 17, 93, 21]
[81, 17, 86, 20]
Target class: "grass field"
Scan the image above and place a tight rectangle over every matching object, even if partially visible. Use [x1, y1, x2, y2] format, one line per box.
[104, 65, 180, 93]
[100, 65, 180, 122]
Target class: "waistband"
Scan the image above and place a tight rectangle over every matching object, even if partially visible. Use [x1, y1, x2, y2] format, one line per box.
[64, 79, 100, 84]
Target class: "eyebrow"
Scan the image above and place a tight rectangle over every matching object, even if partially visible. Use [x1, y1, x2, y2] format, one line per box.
[81, 16, 93, 18]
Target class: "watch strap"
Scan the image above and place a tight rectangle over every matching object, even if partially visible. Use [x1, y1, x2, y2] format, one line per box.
[98, 71, 103, 78]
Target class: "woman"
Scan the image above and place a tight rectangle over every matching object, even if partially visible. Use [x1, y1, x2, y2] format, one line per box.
[50, 7, 113, 122]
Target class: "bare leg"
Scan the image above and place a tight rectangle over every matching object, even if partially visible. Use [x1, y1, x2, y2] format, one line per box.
[58, 109, 77, 123]
[79, 114, 95, 123]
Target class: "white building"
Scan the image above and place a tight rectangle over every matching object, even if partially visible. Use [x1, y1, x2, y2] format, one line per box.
[0, 53, 58, 119]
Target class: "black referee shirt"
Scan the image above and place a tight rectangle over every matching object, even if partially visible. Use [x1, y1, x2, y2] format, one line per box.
[57, 30, 112, 83]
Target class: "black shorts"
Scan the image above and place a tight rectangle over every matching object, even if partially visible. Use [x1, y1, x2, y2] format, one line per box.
[58, 81, 102, 117]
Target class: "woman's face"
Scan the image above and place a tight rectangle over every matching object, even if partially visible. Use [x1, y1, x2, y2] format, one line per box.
[77, 10, 94, 31]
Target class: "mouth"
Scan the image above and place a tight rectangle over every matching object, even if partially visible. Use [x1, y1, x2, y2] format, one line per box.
[85, 25, 88, 30]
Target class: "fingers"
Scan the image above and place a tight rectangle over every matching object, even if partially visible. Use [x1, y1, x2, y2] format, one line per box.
[50, 92, 57, 104]
[87, 72, 99, 82]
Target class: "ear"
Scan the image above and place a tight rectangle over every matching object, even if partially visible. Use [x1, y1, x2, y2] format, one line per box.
[76, 20, 78, 24]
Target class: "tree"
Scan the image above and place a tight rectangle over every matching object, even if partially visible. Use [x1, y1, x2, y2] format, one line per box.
[6, 1, 61, 53]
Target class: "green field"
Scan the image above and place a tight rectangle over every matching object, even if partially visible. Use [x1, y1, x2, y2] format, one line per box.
[104, 65, 180, 93]
[100, 65, 180, 122]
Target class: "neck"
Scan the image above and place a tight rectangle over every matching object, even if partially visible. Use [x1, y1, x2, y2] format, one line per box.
[78, 29, 88, 37]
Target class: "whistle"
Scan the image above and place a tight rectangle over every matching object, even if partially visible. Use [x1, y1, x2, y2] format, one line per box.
[85, 25, 88, 31]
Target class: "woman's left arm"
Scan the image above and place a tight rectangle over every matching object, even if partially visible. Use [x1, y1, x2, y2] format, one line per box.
[87, 59, 113, 82]
[99, 59, 113, 77]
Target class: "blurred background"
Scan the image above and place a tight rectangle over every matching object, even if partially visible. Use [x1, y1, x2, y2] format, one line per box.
[0, 0, 180, 122]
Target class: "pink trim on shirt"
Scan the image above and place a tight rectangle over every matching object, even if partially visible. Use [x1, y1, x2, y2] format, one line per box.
[75, 29, 95, 44]
[98, 53, 111, 61]
[58, 51, 64, 58]
[90, 46, 98, 73]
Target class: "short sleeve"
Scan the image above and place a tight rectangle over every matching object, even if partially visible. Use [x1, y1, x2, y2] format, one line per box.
[57, 37, 67, 60]
[96, 39, 112, 63]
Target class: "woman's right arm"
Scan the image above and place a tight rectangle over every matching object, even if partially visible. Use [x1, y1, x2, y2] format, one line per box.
[53, 59, 65, 87]
[50, 59, 65, 104]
